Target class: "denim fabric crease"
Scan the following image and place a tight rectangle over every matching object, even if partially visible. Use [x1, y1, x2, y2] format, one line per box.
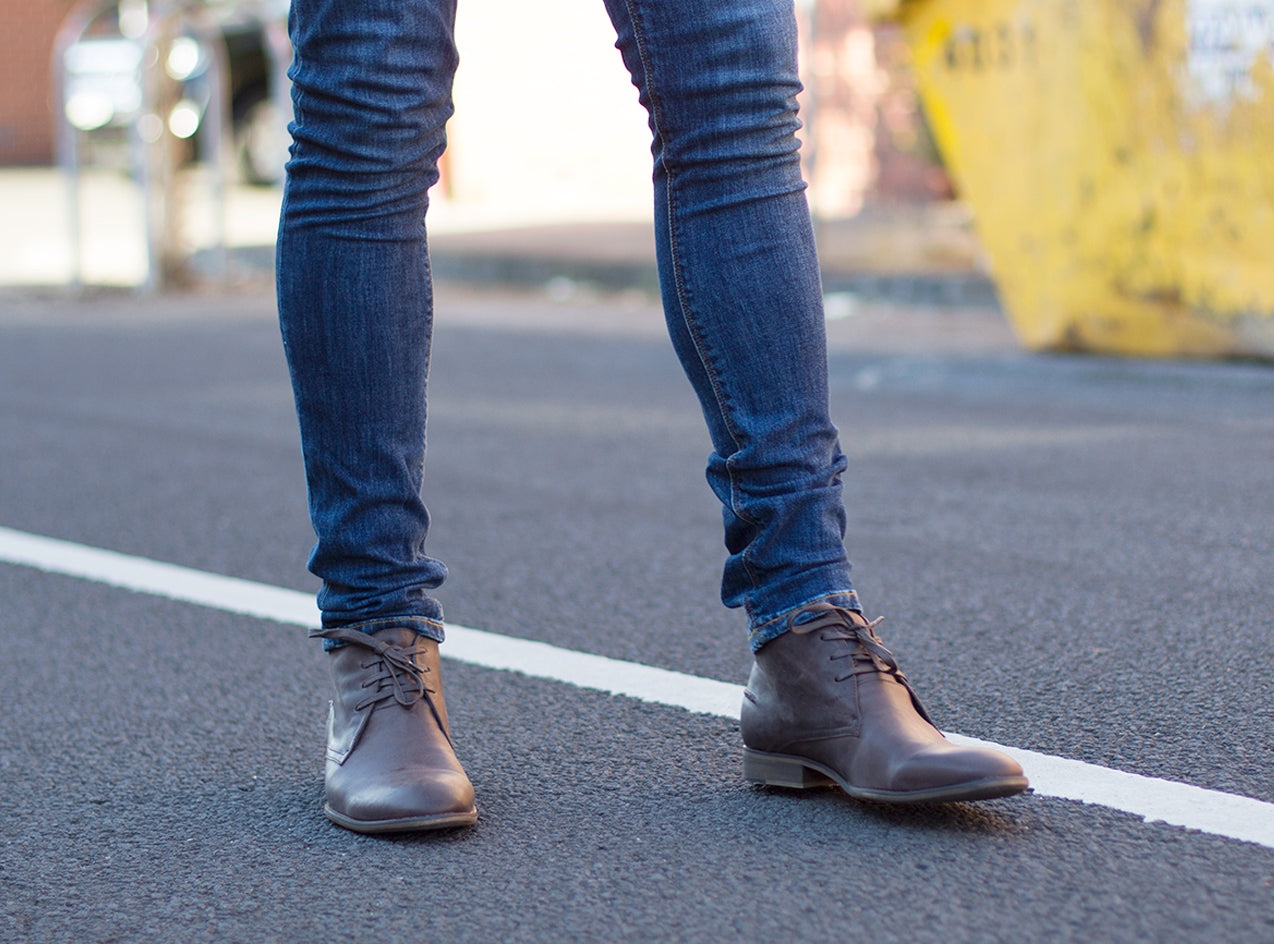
[277, 0, 859, 653]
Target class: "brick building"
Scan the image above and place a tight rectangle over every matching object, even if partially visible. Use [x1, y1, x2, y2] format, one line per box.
[0, 0, 76, 164]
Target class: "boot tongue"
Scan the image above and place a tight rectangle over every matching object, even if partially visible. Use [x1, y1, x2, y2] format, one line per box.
[368, 625, 422, 650]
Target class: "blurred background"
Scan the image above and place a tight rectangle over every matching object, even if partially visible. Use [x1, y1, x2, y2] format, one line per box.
[3, 0, 1272, 360]
[0, 0, 971, 289]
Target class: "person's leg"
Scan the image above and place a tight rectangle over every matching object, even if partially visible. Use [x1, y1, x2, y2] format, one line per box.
[600, 0, 856, 650]
[279, 0, 457, 641]
[277, 0, 475, 832]
[602, 0, 1027, 802]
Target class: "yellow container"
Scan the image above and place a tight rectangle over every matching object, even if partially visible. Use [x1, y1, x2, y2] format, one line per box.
[869, 0, 1274, 358]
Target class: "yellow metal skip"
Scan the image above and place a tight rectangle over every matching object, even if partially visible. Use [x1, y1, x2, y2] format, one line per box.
[870, 0, 1274, 358]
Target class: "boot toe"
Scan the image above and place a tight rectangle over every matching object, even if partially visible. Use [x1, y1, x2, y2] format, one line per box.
[890, 743, 1027, 800]
[328, 767, 477, 832]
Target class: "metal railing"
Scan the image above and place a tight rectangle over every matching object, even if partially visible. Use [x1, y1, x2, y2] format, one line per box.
[52, 0, 286, 292]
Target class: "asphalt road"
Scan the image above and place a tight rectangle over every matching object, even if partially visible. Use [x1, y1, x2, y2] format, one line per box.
[1, 283, 1272, 943]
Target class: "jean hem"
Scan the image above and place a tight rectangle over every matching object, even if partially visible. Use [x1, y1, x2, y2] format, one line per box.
[318, 616, 446, 650]
[746, 589, 860, 653]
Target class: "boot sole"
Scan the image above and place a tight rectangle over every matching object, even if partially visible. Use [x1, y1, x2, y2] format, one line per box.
[743, 748, 1029, 804]
[324, 804, 478, 834]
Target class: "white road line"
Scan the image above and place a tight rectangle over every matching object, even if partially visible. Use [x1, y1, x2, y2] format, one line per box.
[2, 524, 1272, 850]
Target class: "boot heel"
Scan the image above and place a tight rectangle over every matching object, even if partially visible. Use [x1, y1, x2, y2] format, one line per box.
[743, 749, 834, 789]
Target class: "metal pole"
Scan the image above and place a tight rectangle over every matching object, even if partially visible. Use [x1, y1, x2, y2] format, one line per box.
[188, 4, 231, 284]
[138, 0, 180, 293]
[51, 0, 115, 292]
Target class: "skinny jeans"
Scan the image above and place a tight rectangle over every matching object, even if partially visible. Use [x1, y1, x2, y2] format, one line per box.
[277, 0, 859, 652]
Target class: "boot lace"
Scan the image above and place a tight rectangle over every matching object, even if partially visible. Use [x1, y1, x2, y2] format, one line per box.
[785, 603, 937, 725]
[787, 603, 895, 669]
[779, 601, 942, 723]
[309, 626, 450, 735]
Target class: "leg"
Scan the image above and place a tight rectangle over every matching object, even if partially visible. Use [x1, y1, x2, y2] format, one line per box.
[278, 0, 475, 832]
[278, 0, 456, 640]
[602, 0, 1027, 802]
[601, 0, 857, 651]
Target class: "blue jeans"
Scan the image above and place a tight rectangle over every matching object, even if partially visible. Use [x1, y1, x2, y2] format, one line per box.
[277, 0, 858, 653]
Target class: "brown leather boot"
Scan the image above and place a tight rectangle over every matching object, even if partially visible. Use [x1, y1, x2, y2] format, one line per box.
[310, 625, 477, 833]
[741, 602, 1028, 803]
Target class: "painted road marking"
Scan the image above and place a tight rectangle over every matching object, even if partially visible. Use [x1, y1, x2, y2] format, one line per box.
[2, 524, 1271, 850]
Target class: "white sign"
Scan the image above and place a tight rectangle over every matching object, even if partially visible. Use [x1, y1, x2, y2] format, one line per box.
[1187, 0, 1274, 103]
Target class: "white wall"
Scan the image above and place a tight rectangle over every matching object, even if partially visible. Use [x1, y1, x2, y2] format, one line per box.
[434, 0, 655, 229]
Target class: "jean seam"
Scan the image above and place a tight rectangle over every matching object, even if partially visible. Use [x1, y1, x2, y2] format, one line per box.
[623, 0, 745, 463]
[669, 206, 764, 597]
[623, 0, 763, 596]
